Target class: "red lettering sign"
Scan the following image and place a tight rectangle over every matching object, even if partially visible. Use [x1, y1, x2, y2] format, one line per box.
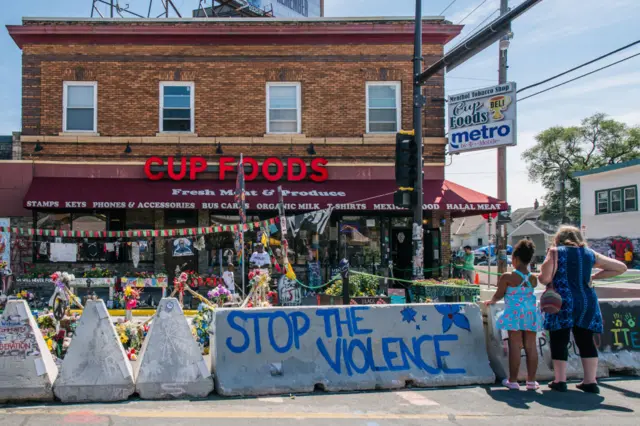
[310, 158, 329, 182]
[143, 156, 328, 182]
[144, 156, 164, 181]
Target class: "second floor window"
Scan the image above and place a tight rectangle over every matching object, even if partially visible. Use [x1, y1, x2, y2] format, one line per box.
[160, 82, 194, 133]
[267, 82, 301, 133]
[366, 81, 401, 133]
[63, 82, 97, 132]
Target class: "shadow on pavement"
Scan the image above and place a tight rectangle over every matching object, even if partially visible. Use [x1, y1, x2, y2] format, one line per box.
[599, 382, 640, 399]
[485, 387, 634, 413]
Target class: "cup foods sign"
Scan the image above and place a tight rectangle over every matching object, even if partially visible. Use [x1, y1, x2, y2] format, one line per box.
[448, 82, 517, 154]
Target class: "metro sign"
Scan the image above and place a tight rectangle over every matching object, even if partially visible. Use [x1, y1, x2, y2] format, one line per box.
[144, 156, 328, 182]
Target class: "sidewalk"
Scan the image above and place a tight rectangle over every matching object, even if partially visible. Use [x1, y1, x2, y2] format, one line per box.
[1, 378, 638, 425]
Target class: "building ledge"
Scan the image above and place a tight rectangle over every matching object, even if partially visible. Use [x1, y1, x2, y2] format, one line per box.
[20, 135, 448, 146]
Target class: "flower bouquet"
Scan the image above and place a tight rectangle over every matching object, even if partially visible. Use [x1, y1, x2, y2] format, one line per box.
[122, 285, 142, 320]
[245, 269, 272, 308]
[191, 304, 215, 355]
[115, 320, 148, 359]
[207, 285, 231, 307]
[16, 290, 35, 302]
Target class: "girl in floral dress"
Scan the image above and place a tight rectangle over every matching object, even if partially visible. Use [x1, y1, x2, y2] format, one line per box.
[486, 239, 542, 390]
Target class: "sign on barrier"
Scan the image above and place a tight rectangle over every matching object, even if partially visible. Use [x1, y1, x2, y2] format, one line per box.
[211, 304, 494, 396]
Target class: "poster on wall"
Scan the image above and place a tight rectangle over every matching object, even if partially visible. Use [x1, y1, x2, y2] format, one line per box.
[173, 238, 194, 257]
[448, 82, 518, 154]
[0, 218, 10, 273]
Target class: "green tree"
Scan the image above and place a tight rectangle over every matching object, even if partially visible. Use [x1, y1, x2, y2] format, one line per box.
[522, 113, 640, 224]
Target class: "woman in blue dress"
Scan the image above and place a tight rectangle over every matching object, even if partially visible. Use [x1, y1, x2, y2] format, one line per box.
[539, 226, 626, 394]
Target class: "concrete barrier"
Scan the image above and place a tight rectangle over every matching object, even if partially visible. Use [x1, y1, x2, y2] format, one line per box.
[135, 298, 214, 399]
[483, 302, 609, 381]
[597, 299, 640, 375]
[53, 300, 135, 402]
[211, 303, 495, 396]
[0, 300, 58, 403]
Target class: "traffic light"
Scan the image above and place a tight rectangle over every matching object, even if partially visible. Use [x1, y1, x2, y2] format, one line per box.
[395, 130, 418, 188]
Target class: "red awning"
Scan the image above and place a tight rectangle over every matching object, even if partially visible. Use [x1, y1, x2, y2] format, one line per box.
[23, 178, 507, 214]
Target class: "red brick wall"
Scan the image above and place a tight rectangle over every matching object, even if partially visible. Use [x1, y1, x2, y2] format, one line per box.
[22, 42, 445, 139]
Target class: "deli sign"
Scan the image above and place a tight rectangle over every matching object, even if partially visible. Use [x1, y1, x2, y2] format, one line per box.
[144, 156, 328, 182]
[448, 82, 517, 154]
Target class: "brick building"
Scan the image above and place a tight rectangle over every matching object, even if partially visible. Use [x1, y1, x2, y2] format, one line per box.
[1, 17, 506, 302]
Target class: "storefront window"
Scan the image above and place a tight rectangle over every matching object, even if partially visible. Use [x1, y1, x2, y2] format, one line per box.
[208, 215, 260, 274]
[126, 210, 155, 263]
[33, 210, 154, 265]
[34, 213, 72, 262]
[340, 216, 381, 271]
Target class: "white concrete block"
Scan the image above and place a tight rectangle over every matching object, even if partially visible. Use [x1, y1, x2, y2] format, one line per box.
[135, 298, 213, 399]
[0, 300, 58, 403]
[211, 303, 495, 396]
[53, 300, 135, 402]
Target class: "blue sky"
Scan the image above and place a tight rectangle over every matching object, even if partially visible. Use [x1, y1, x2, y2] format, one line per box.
[1, 0, 640, 209]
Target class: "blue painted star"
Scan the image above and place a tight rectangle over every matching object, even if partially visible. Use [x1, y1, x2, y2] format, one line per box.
[416, 324, 421, 331]
[422, 315, 428, 322]
[401, 307, 417, 324]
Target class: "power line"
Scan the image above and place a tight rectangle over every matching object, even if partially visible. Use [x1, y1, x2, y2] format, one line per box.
[457, 0, 489, 24]
[439, 0, 459, 15]
[447, 76, 496, 81]
[518, 39, 640, 93]
[468, 8, 500, 35]
[518, 51, 640, 102]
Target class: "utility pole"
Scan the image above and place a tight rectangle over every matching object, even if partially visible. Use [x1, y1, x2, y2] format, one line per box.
[412, 0, 425, 281]
[497, 0, 510, 274]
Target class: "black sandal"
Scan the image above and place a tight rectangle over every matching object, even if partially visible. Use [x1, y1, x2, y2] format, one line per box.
[576, 383, 600, 394]
[548, 381, 568, 392]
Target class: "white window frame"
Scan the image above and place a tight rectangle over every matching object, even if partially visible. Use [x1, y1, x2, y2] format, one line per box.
[159, 81, 195, 133]
[610, 188, 623, 213]
[63, 81, 98, 133]
[624, 186, 637, 212]
[596, 190, 609, 214]
[266, 82, 302, 134]
[366, 81, 402, 134]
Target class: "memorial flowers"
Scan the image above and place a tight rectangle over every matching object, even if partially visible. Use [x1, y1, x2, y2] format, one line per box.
[115, 320, 147, 357]
[82, 267, 115, 278]
[16, 290, 35, 302]
[122, 285, 142, 310]
[191, 304, 215, 355]
[207, 285, 231, 306]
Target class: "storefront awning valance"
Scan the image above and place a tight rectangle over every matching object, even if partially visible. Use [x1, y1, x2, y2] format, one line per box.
[23, 178, 507, 214]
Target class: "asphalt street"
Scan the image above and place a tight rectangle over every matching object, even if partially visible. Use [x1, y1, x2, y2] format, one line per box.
[1, 378, 639, 425]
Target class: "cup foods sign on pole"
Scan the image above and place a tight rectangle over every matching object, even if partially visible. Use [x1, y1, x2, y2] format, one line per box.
[448, 82, 517, 154]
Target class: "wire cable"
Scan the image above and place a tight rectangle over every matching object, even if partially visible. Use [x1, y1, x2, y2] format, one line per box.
[457, 0, 489, 24]
[518, 39, 640, 93]
[439, 0, 459, 15]
[518, 51, 640, 102]
[467, 8, 500, 35]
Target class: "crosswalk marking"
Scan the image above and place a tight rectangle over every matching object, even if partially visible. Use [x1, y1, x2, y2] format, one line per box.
[394, 391, 440, 406]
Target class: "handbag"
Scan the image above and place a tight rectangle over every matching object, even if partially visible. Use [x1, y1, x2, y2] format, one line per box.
[540, 248, 563, 314]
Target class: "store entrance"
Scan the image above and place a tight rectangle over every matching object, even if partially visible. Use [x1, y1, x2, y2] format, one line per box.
[164, 210, 198, 283]
[391, 228, 412, 282]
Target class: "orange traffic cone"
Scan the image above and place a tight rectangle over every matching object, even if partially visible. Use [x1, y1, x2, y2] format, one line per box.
[474, 272, 480, 285]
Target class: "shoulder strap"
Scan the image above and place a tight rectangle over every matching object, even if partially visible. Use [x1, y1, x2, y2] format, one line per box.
[513, 269, 532, 287]
[548, 248, 558, 290]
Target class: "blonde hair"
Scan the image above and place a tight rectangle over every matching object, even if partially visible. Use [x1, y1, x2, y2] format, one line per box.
[554, 225, 587, 248]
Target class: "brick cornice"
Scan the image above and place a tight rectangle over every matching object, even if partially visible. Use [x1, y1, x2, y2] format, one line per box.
[7, 20, 462, 48]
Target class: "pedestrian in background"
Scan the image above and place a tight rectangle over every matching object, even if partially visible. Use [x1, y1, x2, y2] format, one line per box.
[486, 239, 542, 390]
[463, 246, 475, 283]
[624, 247, 634, 267]
[539, 226, 626, 394]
